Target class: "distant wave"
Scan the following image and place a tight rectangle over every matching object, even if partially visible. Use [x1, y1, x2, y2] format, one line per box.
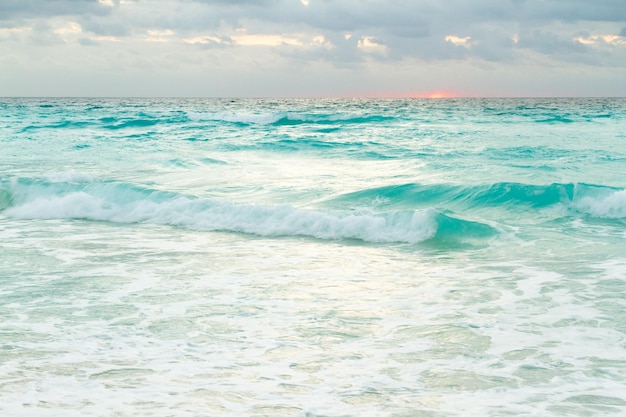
[18, 111, 394, 133]
[186, 111, 394, 126]
[19, 114, 186, 132]
[0, 176, 494, 244]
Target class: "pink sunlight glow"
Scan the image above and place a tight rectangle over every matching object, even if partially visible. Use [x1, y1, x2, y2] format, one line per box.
[336, 90, 466, 98]
[344, 90, 463, 99]
[411, 91, 459, 98]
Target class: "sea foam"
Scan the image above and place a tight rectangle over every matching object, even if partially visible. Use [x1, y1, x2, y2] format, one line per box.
[2, 178, 444, 243]
[573, 186, 626, 219]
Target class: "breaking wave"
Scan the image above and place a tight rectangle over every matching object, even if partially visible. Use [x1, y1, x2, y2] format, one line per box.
[0, 176, 494, 244]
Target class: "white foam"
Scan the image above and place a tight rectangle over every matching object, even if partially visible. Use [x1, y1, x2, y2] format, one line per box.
[574, 188, 626, 219]
[187, 112, 285, 124]
[4, 190, 439, 243]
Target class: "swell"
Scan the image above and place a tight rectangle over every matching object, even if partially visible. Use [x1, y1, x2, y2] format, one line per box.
[19, 113, 188, 132]
[328, 182, 626, 219]
[0, 177, 495, 245]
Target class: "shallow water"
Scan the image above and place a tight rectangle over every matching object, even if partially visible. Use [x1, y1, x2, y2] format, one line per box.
[1, 98, 626, 416]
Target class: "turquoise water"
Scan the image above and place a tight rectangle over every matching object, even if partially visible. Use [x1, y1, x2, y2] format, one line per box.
[1, 98, 626, 416]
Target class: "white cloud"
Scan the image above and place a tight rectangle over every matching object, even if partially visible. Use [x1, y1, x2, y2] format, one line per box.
[311, 35, 332, 48]
[357, 36, 388, 54]
[147, 29, 175, 37]
[232, 34, 303, 47]
[55, 22, 82, 36]
[182, 35, 224, 45]
[574, 34, 626, 46]
[445, 35, 472, 47]
[0, 26, 32, 35]
[146, 29, 175, 42]
[228, 33, 332, 49]
[93, 36, 121, 42]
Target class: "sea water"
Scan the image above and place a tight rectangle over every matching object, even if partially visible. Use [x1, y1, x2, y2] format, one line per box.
[1, 98, 625, 416]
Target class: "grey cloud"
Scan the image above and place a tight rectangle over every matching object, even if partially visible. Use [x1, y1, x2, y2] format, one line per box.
[188, 0, 276, 5]
[2, 0, 626, 97]
[517, 30, 587, 55]
[80, 18, 130, 37]
[514, 29, 616, 66]
[3, 0, 625, 68]
[77, 36, 99, 46]
[469, 30, 518, 62]
[530, 0, 626, 23]
[184, 0, 624, 63]
[0, 0, 112, 21]
[439, 0, 626, 25]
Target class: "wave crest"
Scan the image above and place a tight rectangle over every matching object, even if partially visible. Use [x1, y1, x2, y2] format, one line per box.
[0, 177, 496, 244]
[573, 184, 626, 219]
[329, 181, 626, 219]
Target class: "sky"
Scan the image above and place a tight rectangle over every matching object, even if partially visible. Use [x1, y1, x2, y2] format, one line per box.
[1, 0, 625, 97]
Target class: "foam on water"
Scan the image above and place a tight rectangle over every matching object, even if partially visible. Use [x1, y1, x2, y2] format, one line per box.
[573, 184, 626, 219]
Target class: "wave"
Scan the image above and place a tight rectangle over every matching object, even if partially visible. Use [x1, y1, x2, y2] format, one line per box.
[219, 138, 401, 160]
[485, 146, 576, 161]
[100, 113, 188, 130]
[18, 111, 392, 132]
[19, 114, 187, 132]
[20, 120, 92, 132]
[329, 182, 570, 208]
[572, 185, 626, 219]
[103, 118, 159, 129]
[327, 182, 626, 219]
[0, 176, 495, 244]
[534, 115, 575, 123]
[186, 111, 394, 126]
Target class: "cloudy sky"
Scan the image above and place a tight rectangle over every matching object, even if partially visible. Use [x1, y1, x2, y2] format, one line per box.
[1, 0, 625, 97]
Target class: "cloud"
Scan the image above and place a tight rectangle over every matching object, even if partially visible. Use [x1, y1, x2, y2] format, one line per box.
[3, 0, 625, 63]
[357, 36, 388, 55]
[1, 0, 626, 96]
[445, 36, 472, 47]
[575, 34, 626, 46]
[0, 0, 112, 21]
[54, 22, 82, 36]
[145, 29, 175, 42]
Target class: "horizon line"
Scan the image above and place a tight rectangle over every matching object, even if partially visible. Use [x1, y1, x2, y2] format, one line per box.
[1, 95, 625, 99]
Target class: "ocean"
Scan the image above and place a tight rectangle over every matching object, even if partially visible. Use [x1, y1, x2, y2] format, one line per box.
[1, 97, 625, 416]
